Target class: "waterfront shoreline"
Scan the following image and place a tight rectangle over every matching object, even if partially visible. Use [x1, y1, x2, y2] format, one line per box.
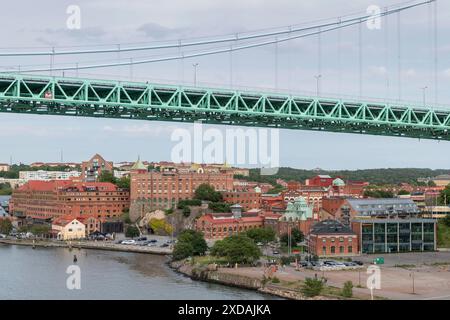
[0, 239, 172, 255]
[168, 260, 335, 300]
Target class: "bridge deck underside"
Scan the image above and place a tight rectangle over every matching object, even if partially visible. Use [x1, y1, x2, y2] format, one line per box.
[0, 74, 449, 141]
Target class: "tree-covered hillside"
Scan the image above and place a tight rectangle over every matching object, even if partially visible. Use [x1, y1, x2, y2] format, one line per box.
[237, 167, 450, 186]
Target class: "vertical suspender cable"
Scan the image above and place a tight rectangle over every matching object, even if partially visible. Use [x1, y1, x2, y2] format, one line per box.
[275, 37, 279, 89]
[338, 18, 342, 97]
[318, 26, 322, 83]
[50, 47, 55, 76]
[178, 40, 182, 84]
[397, 11, 402, 102]
[229, 40, 234, 89]
[433, 0, 438, 105]
[288, 27, 292, 93]
[384, 7, 390, 101]
[358, 20, 363, 98]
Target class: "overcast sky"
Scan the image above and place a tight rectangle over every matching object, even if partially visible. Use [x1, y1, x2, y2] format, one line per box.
[1, 0, 450, 170]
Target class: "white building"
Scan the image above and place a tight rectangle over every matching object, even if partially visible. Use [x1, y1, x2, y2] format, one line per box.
[114, 170, 130, 179]
[19, 170, 81, 181]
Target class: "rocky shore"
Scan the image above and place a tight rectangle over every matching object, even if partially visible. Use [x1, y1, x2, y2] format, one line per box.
[169, 260, 337, 300]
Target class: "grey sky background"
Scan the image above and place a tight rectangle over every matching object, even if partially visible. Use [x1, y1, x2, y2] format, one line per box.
[1, 0, 450, 169]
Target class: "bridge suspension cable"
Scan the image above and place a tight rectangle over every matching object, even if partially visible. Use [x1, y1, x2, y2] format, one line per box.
[0, 0, 433, 58]
[3, 5, 421, 75]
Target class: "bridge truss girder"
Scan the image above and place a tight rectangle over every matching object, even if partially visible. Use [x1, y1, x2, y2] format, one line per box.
[0, 74, 449, 141]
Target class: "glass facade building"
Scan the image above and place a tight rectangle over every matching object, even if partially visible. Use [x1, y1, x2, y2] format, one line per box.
[353, 219, 436, 254]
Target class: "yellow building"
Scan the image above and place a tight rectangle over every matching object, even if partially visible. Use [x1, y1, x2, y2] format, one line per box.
[52, 216, 86, 240]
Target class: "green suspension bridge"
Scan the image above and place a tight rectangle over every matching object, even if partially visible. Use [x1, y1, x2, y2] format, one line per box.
[0, 0, 447, 140]
[0, 73, 449, 140]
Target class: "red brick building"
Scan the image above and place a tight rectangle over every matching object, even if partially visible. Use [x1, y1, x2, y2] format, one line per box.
[308, 219, 358, 257]
[10, 180, 129, 220]
[221, 189, 262, 211]
[129, 159, 234, 220]
[81, 154, 113, 182]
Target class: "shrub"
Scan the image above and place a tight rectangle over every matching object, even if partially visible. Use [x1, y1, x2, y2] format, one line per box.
[342, 281, 353, 298]
[125, 225, 140, 238]
[271, 277, 280, 283]
[301, 277, 324, 297]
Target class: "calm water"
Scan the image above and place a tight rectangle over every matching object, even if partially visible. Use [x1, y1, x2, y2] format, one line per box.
[0, 244, 276, 300]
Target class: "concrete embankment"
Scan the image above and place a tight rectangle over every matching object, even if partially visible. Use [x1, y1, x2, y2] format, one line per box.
[170, 260, 335, 300]
[0, 239, 172, 255]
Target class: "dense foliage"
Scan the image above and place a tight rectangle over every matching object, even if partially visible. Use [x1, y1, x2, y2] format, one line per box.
[0, 164, 80, 179]
[0, 219, 12, 234]
[245, 227, 276, 244]
[238, 167, 450, 186]
[363, 189, 394, 198]
[280, 228, 304, 246]
[210, 235, 261, 264]
[98, 171, 130, 189]
[125, 225, 140, 238]
[172, 230, 207, 260]
[0, 182, 12, 195]
[439, 185, 450, 206]
[149, 218, 173, 235]
[194, 184, 223, 202]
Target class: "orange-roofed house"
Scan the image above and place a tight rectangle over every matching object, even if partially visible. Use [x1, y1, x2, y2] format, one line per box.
[52, 215, 86, 240]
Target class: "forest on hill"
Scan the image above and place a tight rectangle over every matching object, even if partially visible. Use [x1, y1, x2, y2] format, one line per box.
[237, 167, 450, 186]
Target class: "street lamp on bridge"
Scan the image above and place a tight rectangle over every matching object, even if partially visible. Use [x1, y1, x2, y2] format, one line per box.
[314, 74, 322, 96]
[421, 86, 428, 107]
[193, 63, 199, 87]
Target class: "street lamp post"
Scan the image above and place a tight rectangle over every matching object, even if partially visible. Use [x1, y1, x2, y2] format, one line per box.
[193, 63, 199, 86]
[314, 75, 322, 96]
[421, 86, 428, 107]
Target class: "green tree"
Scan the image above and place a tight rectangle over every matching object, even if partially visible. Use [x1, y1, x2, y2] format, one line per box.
[125, 225, 140, 238]
[211, 235, 261, 264]
[0, 182, 12, 195]
[97, 171, 116, 183]
[116, 176, 130, 189]
[245, 227, 275, 244]
[301, 277, 324, 297]
[397, 190, 410, 196]
[342, 281, 353, 298]
[280, 228, 304, 246]
[172, 242, 194, 261]
[177, 230, 207, 256]
[442, 214, 450, 228]
[121, 209, 131, 224]
[0, 219, 13, 234]
[194, 184, 223, 202]
[149, 218, 173, 235]
[439, 184, 450, 206]
[182, 206, 191, 217]
[208, 202, 231, 213]
[30, 224, 50, 236]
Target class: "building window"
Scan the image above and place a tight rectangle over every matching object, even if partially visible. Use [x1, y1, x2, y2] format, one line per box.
[322, 246, 326, 255]
[339, 237, 344, 242]
[339, 246, 344, 253]
[331, 246, 335, 254]
[348, 246, 352, 253]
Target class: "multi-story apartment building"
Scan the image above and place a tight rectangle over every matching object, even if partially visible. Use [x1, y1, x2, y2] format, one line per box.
[10, 180, 129, 220]
[19, 170, 81, 181]
[129, 159, 234, 220]
[0, 163, 10, 172]
[81, 154, 113, 182]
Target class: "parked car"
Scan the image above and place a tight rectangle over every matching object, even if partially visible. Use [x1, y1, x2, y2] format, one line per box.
[137, 237, 147, 241]
[149, 239, 158, 243]
[160, 243, 169, 247]
[121, 239, 136, 245]
[352, 260, 364, 266]
[272, 250, 280, 255]
[0, 234, 6, 239]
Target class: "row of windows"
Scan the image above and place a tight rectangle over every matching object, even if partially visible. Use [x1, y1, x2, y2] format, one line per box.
[323, 246, 353, 254]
